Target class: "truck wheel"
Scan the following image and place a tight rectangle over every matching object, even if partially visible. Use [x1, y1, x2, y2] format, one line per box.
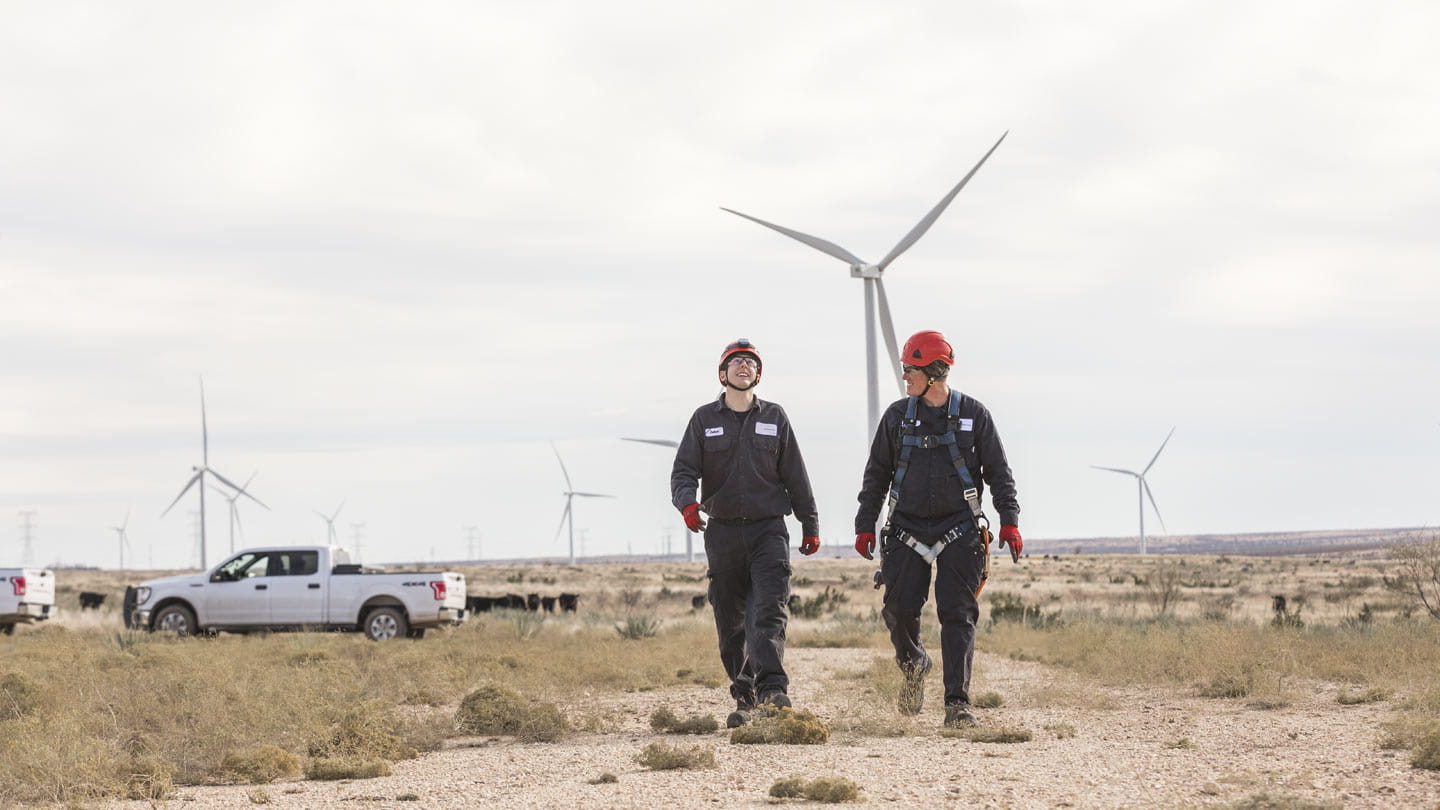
[1, 623, 13, 636]
[153, 604, 198, 636]
[364, 607, 407, 641]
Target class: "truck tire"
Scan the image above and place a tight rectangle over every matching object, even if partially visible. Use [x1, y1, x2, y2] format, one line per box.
[1, 623, 13, 636]
[153, 604, 198, 636]
[364, 607, 407, 641]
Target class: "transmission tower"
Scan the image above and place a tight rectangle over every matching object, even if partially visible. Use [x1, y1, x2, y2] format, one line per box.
[463, 526, 480, 561]
[350, 522, 366, 563]
[18, 510, 36, 566]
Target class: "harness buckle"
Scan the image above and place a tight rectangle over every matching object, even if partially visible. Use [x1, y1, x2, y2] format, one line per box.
[918, 435, 939, 449]
[963, 487, 978, 501]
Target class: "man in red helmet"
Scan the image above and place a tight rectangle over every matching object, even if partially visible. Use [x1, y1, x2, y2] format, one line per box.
[854, 329, 1022, 728]
[671, 338, 821, 727]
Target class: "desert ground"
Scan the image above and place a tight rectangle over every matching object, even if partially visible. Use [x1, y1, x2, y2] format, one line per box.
[5, 548, 1440, 809]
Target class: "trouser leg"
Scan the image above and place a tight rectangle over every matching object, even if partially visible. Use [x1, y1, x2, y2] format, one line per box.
[706, 522, 755, 705]
[746, 518, 791, 696]
[934, 533, 985, 705]
[880, 534, 934, 676]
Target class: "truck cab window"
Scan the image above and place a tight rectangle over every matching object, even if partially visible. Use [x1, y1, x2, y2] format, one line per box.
[212, 553, 269, 582]
[269, 551, 319, 577]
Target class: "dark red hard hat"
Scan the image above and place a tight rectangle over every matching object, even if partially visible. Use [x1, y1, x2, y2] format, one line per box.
[901, 330, 954, 367]
[719, 338, 762, 371]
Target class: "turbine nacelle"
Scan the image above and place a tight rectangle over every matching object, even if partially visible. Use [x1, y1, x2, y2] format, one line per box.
[849, 263, 883, 279]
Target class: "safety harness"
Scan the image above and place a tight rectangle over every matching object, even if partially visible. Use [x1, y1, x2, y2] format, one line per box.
[883, 389, 993, 596]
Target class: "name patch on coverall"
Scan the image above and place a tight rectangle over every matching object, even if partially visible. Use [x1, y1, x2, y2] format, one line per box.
[755, 422, 778, 436]
[958, 418, 974, 432]
[705, 427, 724, 437]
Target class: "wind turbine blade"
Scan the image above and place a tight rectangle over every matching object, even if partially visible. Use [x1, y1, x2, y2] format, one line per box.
[199, 376, 209, 466]
[1090, 466, 1140, 477]
[329, 499, 346, 521]
[720, 207, 865, 266]
[876, 131, 1009, 271]
[1142, 478, 1168, 533]
[551, 441, 574, 490]
[121, 508, 130, 532]
[234, 505, 243, 535]
[554, 500, 572, 543]
[1143, 426, 1177, 475]
[572, 492, 616, 498]
[622, 437, 680, 448]
[873, 277, 905, 393]
[209, 469, 270, 509]
[161, 472, 203, 517]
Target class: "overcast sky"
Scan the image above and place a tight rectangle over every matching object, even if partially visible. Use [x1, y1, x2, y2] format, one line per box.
[3, 1, 1437, 570]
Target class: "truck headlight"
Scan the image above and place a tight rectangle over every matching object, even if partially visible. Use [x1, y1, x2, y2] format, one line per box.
[134, 587, 151, 605]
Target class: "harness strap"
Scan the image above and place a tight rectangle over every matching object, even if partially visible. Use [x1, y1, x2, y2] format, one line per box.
[885, 390, 989, 531]
[892, 523, 972, 564]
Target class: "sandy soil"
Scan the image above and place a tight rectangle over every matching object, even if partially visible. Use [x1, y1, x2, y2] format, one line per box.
[101, 645, 1440, 809]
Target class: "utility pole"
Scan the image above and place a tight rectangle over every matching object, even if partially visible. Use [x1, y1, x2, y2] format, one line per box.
[463, 526, 480, 561]
[350, 522, 366, 564]
[18, 510, 36, 566]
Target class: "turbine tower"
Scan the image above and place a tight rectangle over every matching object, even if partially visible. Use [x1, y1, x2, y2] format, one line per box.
[722, 132, 1007, 434]
[315, 500, 346, 544]
[111, 508, 131, 572]
[1091, 427, 1176, 555]
[553, 442, 614, 565]
[161, 378, 265, 569]
[211, 471, 265, 555]
[621, 437, 693, 562]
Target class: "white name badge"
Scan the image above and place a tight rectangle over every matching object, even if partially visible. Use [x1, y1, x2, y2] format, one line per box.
[959, 418, 974, 432]
[705, 427, 724, 437]
[756, 422, 778, 436]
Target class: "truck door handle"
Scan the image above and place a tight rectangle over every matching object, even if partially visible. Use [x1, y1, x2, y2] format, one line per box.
[308, 583, 320, 589]
[255, 584, 267, 590]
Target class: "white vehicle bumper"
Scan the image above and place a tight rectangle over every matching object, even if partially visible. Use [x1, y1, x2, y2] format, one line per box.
[16, 603, 54, 620]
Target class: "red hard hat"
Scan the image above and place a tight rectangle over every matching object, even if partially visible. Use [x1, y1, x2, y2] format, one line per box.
[719, 338, 762, 371]
[901, 330, 953, 367]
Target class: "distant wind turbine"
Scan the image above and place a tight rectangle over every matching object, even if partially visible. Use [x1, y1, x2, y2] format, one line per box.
[211, 471, 265, 555]
[315, 500, 346, 544]
[622, 437, 693, 562]
[111, 508, 132, 572]
[1091, 427, 1176, 555]
[722, 132, 1008, 435]
[161, 378, 265, 569]
[553, 442, 614, 565]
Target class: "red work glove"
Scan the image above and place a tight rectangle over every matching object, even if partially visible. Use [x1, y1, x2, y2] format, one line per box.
[799, 536, 820, 555]
[681, 503, 706, 532]
[855, 532, 876, 560]
[999, 525, 1023, 561]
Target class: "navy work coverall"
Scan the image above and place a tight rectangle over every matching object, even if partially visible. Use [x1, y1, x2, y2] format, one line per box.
[672, 393, 819, 705]
[855, 392, 1020, 707]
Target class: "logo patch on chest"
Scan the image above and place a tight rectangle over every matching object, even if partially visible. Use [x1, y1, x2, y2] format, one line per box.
[755, 422, 778, 437]
[958, 418, 974, 432]
[705, 427, 724, 438]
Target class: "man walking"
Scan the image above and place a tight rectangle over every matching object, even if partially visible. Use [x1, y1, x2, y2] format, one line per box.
[672, 338, 821, 727]
[854, 330, 1022, 728]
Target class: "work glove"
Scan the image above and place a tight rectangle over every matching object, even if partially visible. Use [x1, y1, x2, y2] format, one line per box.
[681, 503, 706, 532]
[855, 532, 876, 560]
[799, 536, 820, 555]
[999, 525, 1023, 562]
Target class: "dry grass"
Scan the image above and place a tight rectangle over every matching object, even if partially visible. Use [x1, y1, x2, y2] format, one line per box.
[649, 706, 720, 734]
[634, 741, 717, 770]
[770, 775, 862, 802]
[730, 706, 831, 744]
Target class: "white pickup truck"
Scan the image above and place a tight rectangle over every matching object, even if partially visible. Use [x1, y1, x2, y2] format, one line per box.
[124, 545, 466, 640]
[0, 568, 57, 635]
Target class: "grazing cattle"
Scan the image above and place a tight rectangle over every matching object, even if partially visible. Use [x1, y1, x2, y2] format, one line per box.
[465, 595, 497, 613]
[526, 593, 541, 612]
[691, 594, 707, 610]
[501, 594, 527, 610]
[541, 596, 556, 613]
[1272, 595, 1287, 614]
[78, 591, 107, 610]
[558, 592, 579, 612]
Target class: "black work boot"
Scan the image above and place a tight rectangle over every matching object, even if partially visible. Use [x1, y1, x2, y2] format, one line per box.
[760, 691, 792, 709]
[726, 701, 754, 728]
[897, 663, 929, 716]
[943, 703, 977, 728]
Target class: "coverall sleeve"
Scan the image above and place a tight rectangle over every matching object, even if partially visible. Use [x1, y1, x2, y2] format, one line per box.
[670, 415, 703, 511]
[975, 406, 1020, 527]
[777, 417, 820, 538]
[854, 413, 897, 534]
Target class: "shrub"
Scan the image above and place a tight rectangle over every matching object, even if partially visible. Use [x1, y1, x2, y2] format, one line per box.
[730, 707, 830, 745]
[1387, 535, 1440, 621]
[634, 742, 716, 770]
[0, 671, 44, 720]
[770, 776, 860, 802]
[304, 757, 391, 780]
[1044, 722, 1076, 739]
[1335, 687, 1389, 705]
[455, 685, 568, 741]
[221, 745, 301, 784]
[943, 726, 1031, 743]
[616, 615, 660, 640]
[247, 787, 272, 804]
[1199, 670, 1253, 698]
[649, 707, 719, 735]
[588, 773, 619, 784]
[973, 691, 1004, 709]
[120, 755, 174, 800]
[1410, 726, 1440, 770]
[1223, 792, 1342, 810]
[791, 587, 850, 619]
[307, 701, 417, 762]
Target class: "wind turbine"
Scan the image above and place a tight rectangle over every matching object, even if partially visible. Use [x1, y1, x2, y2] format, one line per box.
[211, 471, 264, 555]
[722, 132, 1008, 435]
[553, 442, 614, 565]
[315, 500, 346, 544]
[111, 508, 132, 572]
[622, 437, 693, 562]
[1091, 427, 1176, 555]
[161, 378, 265, 569]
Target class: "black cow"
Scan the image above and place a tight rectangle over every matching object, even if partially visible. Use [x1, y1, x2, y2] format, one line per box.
[526, 593, 541, 612]
[558, 592, 579, 612]
[501, 593, 527, 610]
[691, 594, 707, 610]
[466, 595, 496, 613]
[78, 591, 107, 610]
[1272, 595, 1287, 614]
[541, 596, 556, 613]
